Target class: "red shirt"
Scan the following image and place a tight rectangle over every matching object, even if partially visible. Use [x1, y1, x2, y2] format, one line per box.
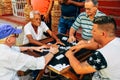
[31, 0, 50, 15]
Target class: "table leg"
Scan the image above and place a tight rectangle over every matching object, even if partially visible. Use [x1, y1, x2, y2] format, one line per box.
[35, 69, 46, 80]
[62, 70, 78, 80]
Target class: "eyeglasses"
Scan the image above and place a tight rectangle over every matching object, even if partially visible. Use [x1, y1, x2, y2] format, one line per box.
[84, 6, 95, 11]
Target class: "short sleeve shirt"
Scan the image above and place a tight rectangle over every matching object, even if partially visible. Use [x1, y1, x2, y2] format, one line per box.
[72, 10, 106, 40]
[23, 21, 49, 44]
[31, 0, 50, 15]
[61, 0, 85, 17]
[87, 38, 120, 80]
[87, 51, 107, 70]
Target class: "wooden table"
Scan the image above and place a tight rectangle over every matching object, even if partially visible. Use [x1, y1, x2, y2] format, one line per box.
[19, 34, 92, 80]
[46, 49, 92, 80]
[36, 34, 92, 80]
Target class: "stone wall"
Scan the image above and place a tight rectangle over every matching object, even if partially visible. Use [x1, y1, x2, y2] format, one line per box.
[51, 0, 61, 32]
[98, 0, 120, 37]
[0, 2, 3, 15]
[23, 4, 32, 22]
[0, 0, 12, 15]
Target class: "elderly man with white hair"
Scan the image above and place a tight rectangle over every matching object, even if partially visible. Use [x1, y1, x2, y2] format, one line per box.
[23, 10, 64, 46]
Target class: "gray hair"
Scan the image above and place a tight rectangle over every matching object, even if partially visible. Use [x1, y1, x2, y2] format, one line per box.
[29, 10, 41, 19]
[85, 0, 98, 6]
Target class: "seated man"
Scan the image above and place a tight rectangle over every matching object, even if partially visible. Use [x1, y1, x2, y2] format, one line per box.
[67, 0, 106, 43]
[23, 10, 64, 46]
[65, 16, 120, 80]
[0, 24, 59, 80]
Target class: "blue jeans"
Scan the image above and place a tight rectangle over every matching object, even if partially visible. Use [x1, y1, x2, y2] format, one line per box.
[58, 16, 75, 34]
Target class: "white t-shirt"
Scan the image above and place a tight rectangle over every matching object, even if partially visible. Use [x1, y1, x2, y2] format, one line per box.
[23, 21, 49, 44]
[92, 38, 120, 80]
[0, 44, 45, 80]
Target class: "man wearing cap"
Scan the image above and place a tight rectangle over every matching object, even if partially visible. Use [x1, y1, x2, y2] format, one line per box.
[0, 24, 59, 80]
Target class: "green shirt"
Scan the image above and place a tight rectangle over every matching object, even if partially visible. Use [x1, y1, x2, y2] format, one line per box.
[72, 10, 106, 40]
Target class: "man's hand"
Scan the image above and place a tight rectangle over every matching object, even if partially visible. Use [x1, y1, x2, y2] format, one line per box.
[49, 45, 59, 55]
[30, 45, 49, 52]
[58, 0, 68, 4]
[42, 44, 51, 48]
[65, 45, 82, 58]
[67, 36, 76, 43]
[69, 45, 82, 53]
[55, 39, 65, 46]
[70, 38, 100, 51]
[65, 50, 74, 58]
[76, 40, 88, 45]
[43, 14, 50, 23]
[65, 0, 72, 5]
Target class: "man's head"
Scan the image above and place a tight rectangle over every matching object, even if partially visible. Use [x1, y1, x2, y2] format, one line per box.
[30, 10, 41, 27]
[0, 24, 22, 46]
[92, 16, 117, 44]
[85, 0, 98, 16]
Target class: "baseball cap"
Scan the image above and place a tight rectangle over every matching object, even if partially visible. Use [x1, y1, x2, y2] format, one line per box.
[0, 24, 22, 39]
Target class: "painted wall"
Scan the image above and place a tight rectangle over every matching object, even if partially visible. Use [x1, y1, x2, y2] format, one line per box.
[98, 0, 120, 36]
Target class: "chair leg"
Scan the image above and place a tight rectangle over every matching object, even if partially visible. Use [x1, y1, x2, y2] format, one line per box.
[62, 70, 78, 80]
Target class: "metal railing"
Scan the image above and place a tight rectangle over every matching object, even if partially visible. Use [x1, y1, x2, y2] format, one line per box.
[11, 0, 26, 18]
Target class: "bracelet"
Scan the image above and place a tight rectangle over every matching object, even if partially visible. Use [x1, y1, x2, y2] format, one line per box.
[49, 52, 54, 55]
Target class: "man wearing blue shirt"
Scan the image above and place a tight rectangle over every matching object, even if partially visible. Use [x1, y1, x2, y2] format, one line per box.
[58, 0, 85, 34]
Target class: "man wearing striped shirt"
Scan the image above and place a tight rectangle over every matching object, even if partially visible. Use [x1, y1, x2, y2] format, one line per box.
[68, 0, 106, 42]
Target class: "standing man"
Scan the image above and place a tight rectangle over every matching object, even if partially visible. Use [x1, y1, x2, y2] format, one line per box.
[0, 24, 59, 80]
[68, 0, 106, 42]
[58, 0, 85, 34]
[23, 10, 64, 46]
[65, 16, 120, 80]
[27, 0, 54, 30]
